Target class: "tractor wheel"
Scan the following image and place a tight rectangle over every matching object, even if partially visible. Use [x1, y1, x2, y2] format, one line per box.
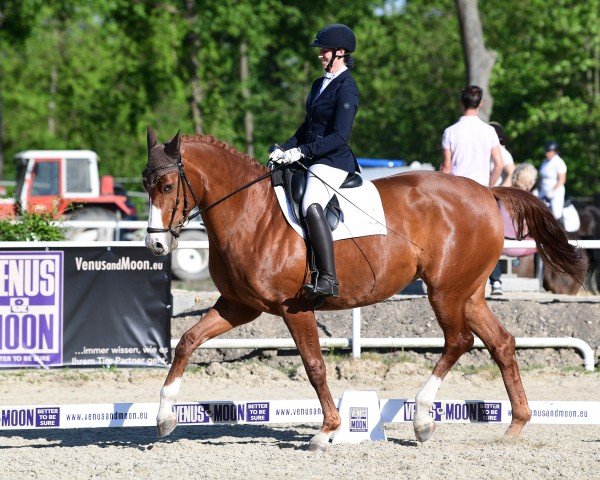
[171, 229, 210, 281]
[65, 207, 116, 241]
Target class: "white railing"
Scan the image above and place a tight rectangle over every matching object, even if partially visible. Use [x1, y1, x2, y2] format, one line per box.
[170, 335, 595, 372]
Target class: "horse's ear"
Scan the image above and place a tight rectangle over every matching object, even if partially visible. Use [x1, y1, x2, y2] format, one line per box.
[147, 126, 158, 151]
[164, 130, 181, 157]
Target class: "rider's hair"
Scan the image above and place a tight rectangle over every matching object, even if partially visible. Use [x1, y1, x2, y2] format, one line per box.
[461, 85, 483, 109]
[344, 53, 355, 69]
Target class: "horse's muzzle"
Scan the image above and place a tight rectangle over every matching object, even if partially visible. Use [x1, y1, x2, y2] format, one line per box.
[145, 233, 178, 256]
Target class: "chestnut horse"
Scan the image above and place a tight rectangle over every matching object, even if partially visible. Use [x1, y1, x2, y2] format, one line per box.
[143, 128, 586, 451]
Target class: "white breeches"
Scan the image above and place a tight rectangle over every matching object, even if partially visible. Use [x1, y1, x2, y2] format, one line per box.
[541, 186, 565, 220]
[301, 164, 348, 217]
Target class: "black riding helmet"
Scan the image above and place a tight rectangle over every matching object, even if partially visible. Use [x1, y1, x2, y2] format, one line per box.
[310, 24, 356, 53]
[544, 140, 560, 152]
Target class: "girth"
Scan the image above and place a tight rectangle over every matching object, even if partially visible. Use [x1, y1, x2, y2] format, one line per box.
[270, 163, 363, 230]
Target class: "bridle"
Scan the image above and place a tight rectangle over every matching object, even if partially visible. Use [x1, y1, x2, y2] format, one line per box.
[145, 152, 282, 238]
[145, 154, 201, 238]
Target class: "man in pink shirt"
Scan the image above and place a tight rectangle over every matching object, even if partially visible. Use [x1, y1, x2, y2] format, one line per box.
[440, 85, 504, 294]
[441, 85, 503, 187]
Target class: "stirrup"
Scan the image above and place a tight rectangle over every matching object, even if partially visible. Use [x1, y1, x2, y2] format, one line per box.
[303, 273, 339, 299]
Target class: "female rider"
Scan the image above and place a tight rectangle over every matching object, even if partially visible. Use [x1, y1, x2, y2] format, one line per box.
[270, 24, 360, 300]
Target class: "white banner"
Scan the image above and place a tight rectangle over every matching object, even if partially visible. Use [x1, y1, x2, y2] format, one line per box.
[1, 399, 598, 431]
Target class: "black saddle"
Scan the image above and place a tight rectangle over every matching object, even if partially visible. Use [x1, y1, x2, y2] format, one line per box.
[271, 163, 363, 230]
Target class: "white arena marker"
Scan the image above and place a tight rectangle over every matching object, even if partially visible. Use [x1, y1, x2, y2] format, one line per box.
[331, 390, 386, 444]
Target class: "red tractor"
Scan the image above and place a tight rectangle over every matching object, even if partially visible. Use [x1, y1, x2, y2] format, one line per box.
[0, 150, 136, 240]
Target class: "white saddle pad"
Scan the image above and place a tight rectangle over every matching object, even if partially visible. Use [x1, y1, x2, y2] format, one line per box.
[274, 179, 387, 241]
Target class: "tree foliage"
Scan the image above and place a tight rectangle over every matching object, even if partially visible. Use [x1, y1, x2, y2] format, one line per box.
[0, 0, 598, 196]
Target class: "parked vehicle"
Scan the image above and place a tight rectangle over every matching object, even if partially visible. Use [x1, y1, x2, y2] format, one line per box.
[171, 214, 210, 281]
[0, 150, 213, 280]
[357, 158, 434, 181]
[0, 150, 136, 241]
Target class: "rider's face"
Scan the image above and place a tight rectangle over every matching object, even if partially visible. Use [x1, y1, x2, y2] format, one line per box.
[318, 48, 333, 69]
[318, 48, 344, 71]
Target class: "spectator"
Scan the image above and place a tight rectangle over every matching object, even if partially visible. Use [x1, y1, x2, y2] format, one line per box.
[486, 122, 516, 293]
[441, 85, 504, 294]
[489, 122, 515, 187]
[440, 85, 503, 187]
[512, 162, 538, 192]
[538, 140, 567, 221]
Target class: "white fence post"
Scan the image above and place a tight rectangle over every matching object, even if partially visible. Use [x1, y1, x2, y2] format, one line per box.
[352, 308, 362, 359]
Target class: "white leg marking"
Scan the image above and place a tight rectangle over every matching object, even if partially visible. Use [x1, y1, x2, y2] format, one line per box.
[414, 375, 442, 429]
[309, 431, 331, 452]
[157, 377, 182, 422]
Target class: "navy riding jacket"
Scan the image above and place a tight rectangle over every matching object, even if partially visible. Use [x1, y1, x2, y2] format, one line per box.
[281, 69, 360, 174]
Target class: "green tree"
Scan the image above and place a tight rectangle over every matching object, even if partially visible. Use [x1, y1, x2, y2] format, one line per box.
[352, 1, 464, 164]
[0, 0, 597, 197]
[482, 0, 600, 196]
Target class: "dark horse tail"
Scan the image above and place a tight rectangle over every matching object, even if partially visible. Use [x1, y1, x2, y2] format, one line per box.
[492, 187, 588, 286]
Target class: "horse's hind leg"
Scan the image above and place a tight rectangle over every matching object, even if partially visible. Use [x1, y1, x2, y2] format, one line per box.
[413, 291, 474, 442]
[280, 308, 340, 452]
[157, 296, 260, 437]
[465, 289, 532, 437]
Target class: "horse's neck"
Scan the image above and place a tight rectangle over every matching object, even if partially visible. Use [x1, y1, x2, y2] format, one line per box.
[186, 142, 275, 233]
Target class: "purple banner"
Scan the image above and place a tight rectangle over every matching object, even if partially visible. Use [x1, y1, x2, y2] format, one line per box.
[0, 252, 64, 367]
[403, 401, 502, 422]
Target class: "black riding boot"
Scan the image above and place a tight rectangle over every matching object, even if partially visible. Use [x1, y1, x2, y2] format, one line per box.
[303, 203, 339, 298]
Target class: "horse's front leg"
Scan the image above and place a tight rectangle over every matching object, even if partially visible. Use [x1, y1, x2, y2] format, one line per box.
[157, 296, 260, 437]
[281, 309, 340, 452]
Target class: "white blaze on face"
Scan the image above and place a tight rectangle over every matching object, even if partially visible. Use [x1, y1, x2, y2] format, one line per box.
[145, 201, 172, 254]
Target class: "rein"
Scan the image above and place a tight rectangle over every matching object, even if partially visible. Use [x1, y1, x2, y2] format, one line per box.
[194, 167, 280, 217]
[147, 153, 422, 252]
[146, 155, 284, 238]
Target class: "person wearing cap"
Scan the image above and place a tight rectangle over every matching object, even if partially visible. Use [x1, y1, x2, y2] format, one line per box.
[269, 24, 360, 300]
[538, 140, 567, 220]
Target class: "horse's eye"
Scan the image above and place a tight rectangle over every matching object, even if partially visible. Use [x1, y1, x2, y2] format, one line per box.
[164, 184, 174, 193]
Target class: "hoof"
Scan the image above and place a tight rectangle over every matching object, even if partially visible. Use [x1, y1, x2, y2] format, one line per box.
[157, 413, 178, 438]
[503, 424, 524, 438]
[414, 422, 437, 443]
[308, 432, 330, 452]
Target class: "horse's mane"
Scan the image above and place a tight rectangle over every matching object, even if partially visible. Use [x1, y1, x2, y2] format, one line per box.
[182, 134, 264, 169]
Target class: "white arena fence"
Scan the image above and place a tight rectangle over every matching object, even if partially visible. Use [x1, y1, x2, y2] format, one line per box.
[1, 236, 598, 371]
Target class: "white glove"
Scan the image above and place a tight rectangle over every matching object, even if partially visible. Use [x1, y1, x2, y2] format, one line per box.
[281, 147, 304, 163]
[269, 148, 285, 162]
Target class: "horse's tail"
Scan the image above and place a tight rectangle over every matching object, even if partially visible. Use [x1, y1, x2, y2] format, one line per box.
[491, 187, 588, 286]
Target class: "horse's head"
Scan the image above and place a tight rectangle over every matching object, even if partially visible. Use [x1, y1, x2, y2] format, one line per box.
[143, 126, 189, 256]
